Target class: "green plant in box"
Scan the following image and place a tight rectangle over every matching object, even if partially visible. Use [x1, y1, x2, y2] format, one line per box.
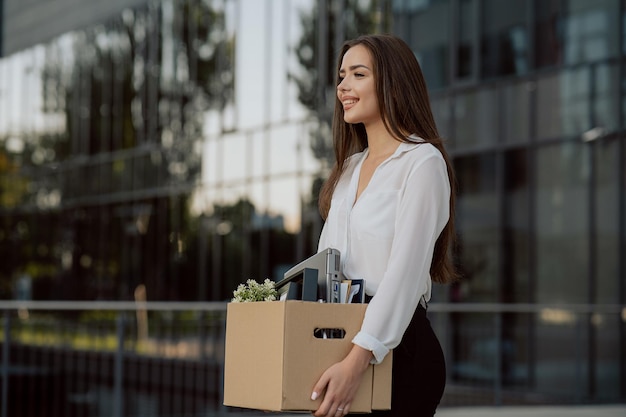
[232, 279, 278, 302]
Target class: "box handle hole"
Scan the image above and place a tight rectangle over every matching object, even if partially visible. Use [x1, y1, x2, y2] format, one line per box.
[313, 328, 346, 339]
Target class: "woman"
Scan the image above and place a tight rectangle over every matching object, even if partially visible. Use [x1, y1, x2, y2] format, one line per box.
[311, 34, 457, 417]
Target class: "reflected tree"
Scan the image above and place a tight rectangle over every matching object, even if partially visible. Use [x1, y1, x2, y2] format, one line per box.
[290, 0, 387, 207]
[46, 1, 235, 182]
[0, 0, 236, 300]
[195, 198, 296, 300]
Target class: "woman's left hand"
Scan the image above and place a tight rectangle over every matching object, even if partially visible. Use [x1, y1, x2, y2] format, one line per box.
[311, 345, 373, 416]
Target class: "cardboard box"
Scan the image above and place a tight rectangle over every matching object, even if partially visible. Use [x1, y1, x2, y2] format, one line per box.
[223, 301, 392, 413]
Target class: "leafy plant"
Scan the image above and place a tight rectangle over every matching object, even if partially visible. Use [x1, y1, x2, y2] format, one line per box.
[231, 279, 278, 302]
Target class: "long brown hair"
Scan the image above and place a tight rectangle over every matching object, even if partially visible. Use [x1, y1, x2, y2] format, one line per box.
[318, 34, 458, 284]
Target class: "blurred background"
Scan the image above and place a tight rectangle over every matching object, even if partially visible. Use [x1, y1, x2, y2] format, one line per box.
[0, 0, 624, 416]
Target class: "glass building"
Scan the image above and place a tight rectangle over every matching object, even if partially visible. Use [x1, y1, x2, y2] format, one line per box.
[1, 0, 624, 405]
[393, 0, 625, 402]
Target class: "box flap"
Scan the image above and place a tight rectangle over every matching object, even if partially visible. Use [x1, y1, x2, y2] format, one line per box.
[372, 351, 392, 410]
[223, 302, 286, 410]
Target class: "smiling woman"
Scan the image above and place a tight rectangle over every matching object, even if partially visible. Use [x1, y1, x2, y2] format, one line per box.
[312, 34, 458, 417]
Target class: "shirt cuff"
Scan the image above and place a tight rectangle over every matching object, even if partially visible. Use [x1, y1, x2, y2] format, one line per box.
[352, 331, 389, 365]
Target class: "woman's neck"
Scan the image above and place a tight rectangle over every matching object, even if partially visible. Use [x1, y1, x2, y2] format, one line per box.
[365, 122, 402, 158]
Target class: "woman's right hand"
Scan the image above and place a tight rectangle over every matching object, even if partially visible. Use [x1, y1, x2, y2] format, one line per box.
[311, 345, 373, 416]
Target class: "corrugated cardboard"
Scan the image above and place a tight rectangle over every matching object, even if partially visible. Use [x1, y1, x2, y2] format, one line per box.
[223, 301, 392, 413]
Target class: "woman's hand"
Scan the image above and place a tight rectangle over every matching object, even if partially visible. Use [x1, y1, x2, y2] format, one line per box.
[311, 345, 373, 416]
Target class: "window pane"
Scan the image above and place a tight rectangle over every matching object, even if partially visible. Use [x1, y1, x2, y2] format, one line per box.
[502, 81, 531, 144]
[416, 47, 449, 91]
[592, 135, 622, 401]
[593, 63, 620, 132]
[536, 142, 589, 303]
[222, 133, 248, 183]
[403, 0, 451, 89]
[595, 139, 619, 303]
[481, 0, 528, 78]
[269, 124, 304, 176]
[449, 313, 497, 388]
[593, 314, 621, 400]
[457, 0, 476, 79]
[454, 88, 498, 149]
[562, 0, 621, 65]
[535, 311, 589, 397]
[267, 176, 299, 235]
[504, 149, 530, 302]
[534, 0, 563, 68]
[621, 0, 626, 54]
[535, 0, 620, 68]
[455, 153, 498, 302]
[431, 94, 453, 144]
[536, 68, 591, 140]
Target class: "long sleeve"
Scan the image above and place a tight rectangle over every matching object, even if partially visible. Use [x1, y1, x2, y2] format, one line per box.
[352, 153, 450, 363]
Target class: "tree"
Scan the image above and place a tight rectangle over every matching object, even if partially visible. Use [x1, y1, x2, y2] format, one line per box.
[290, 0, 388, 217]
[0, 0, 236, 300]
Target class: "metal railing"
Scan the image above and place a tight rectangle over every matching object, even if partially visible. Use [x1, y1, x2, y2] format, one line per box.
[1, 301, 624, 417]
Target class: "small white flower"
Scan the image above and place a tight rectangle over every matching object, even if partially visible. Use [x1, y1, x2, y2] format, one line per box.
[231, 278, 277, 302]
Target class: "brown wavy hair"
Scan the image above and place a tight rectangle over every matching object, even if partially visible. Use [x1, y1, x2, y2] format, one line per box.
[318, 34, 458, 284]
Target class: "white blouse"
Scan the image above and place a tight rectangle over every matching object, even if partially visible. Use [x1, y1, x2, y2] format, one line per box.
[317, 136, 450, 364]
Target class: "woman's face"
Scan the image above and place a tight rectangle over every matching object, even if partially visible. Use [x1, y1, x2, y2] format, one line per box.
[337, 44, 380, 127]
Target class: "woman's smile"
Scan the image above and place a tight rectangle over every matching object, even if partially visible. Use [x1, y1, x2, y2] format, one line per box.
[342, 96, 359, 111]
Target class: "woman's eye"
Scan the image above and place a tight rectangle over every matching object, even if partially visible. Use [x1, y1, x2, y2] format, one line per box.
[355, 73, 364, 78]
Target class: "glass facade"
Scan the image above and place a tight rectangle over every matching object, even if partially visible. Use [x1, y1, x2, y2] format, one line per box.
[0, 0, 322, 302]
[1, 0, 624, 406]
[0, 0, 3, 57]
[394, 0, 624, 404]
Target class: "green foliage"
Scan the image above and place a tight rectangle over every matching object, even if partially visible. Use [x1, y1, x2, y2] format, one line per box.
[290, 0, 385, 116]
[232, 279, 278, 302]
[0, 150, 30, 208]
[290, 0, 388, 190]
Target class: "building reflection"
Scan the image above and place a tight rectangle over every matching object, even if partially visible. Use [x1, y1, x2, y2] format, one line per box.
[0, 0, 624, 407]
[0, 0, 322, 302]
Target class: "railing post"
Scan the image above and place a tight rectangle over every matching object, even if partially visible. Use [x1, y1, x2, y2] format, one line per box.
[1, 311, 10, 417]
[198, 311, 206, 361]
[494, 311, 502, 406]
[217, 311, 227, 416]
[575, 312, 585, 403]
[113, 313, 125, 417]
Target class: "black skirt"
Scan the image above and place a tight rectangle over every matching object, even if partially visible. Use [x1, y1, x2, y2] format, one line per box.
[367, 304, 446, 417]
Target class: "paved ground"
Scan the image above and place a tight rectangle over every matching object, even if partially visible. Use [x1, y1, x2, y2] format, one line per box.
[271, 405, 626, 416]
[436, 405, 626, 417]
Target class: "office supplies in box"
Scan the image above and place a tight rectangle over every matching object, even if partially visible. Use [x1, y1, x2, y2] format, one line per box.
[277, 248, 342, 302]
[223, 301, 392, 413]
[276, 267, 319, 301]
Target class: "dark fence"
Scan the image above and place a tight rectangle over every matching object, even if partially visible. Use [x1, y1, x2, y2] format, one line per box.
[1, 301, 624, 417]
